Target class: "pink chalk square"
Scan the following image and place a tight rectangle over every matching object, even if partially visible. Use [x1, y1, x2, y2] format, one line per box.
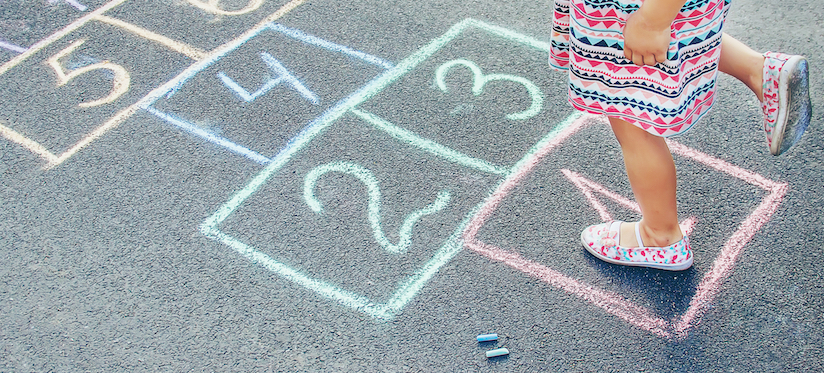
[462, 114, 787, 338]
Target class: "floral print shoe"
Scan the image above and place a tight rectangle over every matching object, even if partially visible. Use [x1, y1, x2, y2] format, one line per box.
[761, 52, 812, 156]
[580, 221, 693, 271]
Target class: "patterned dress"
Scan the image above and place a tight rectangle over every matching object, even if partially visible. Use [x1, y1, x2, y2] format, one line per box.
[550, 0, 731, 137]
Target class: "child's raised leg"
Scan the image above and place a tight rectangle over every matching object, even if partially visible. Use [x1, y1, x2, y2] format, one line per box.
[719, 33, 765, 101]
[719, 33, 812, 156]
[608, 117, 683, 248]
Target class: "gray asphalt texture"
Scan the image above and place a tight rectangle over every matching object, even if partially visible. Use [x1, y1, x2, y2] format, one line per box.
[1, 0, 823, 371]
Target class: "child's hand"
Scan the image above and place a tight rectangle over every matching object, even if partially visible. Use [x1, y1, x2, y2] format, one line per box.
[622, 8, 672, 66]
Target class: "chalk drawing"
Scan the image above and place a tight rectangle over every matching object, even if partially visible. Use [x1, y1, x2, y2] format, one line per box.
[95, 15, 207, 61]
[560, 169, 697, 235]
[0, 0, 307, 168]
[188, 0, 264, 16]
[304, 161, 452, 255]
[49, 0, 88, 11]
[435, 59, 544, 121]
[350, 108, 508, 175]
[46, 39, 130, 108]
[198, 19, 559, 320]
[462, 114, 788, 339]
[144, 106, 271, 164]
[218, 52, 319, 104]
[145, 23, 389, 165]
[266, 24, 394, 70]
[0, 40, 27, 54]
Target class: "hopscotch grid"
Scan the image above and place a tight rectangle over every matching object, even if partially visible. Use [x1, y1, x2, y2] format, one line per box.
[462, 114, 788, 339]
[0, 0, 308, 168]
[198, 19, 561, 319]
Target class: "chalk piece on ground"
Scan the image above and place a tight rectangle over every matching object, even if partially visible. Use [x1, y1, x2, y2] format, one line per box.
[476, 333, 498, 342]
[486, 348, 509, 358]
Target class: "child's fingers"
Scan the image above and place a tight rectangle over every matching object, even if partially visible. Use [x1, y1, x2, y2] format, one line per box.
[624, 47, 633, 62]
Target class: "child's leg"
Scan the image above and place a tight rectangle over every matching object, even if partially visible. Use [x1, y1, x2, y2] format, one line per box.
[609, 117, 683, 247]
[718, 33, 765, 101]
[719, 33, 811, 156]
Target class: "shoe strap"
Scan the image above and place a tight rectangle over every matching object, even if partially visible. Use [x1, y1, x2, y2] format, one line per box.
[635, 222, 645, 248]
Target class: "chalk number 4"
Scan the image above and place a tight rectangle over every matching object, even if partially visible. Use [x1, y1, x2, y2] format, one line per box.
[47, 39, 130, 108]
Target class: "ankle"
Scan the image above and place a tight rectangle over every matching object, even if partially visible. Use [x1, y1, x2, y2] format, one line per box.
[751, 55, 766, 102]
[638, 221, 683, 247]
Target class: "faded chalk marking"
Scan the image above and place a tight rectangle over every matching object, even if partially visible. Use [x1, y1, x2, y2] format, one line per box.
[217, 70, 282, 102]
[219, 52, 319, 104]
[0, 0, 307, 168]
[0, 40, 27, 54]
[350, 108, 507, 175]
[49, 0, 88, 11]
[0, 0, 128, 77]
[46, 39, 130, 108]
[259, 52, 318, 104]
[267, 23, 394, 70]
[188, 0, 264, 16]
[435, 59, 543, 120]
[95, 15, 207, 60]
[0, 122, 59, 164]
[304, 161, 451, 255]
[144, 106, 271, 165]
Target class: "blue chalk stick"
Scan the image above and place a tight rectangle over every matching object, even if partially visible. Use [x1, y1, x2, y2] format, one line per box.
[476, 333, 498, 342]
[486, 348, 509, 358]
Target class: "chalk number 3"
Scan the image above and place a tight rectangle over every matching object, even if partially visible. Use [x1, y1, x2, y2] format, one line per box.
[47, 39, 130, 108]
[435, 59, 544, 120]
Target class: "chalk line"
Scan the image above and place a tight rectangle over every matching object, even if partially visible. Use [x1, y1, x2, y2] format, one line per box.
[266, 23, 394, 70]
[95, 15, 207, 60]
[462, 114, 788, 339]
[0, 0, 128, 77]
[1, 0, 307, 168]
[144, 106, 271, 165]
[196, 18, 586, 320]
[0, 40, 27, 54]
[350, 108, 508, 175]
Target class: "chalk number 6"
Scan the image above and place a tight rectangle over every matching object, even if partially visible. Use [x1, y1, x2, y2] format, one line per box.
[47, 40, 130, 108]
[435, 59, 543, 120]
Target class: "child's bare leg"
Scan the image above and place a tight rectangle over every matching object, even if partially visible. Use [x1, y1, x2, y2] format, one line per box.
[609, 117, 683, 247]
[719, 33, 765, 101]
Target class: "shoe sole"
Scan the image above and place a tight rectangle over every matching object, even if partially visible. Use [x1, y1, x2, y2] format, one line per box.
[580, 230, 693, 271]
[771, 56, 812, 156]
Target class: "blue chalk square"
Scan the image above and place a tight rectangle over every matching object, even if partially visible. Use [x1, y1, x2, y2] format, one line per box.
[146, 23, 392, 164]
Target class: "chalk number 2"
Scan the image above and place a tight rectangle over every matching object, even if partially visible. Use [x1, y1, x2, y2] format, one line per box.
[47, 39, 130, 108]
[304, 162, 451, 255]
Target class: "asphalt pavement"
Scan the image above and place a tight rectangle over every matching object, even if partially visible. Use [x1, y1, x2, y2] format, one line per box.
[1, 0, 822, 371]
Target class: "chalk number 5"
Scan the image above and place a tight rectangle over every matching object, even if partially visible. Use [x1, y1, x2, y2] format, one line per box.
[47, 39, 130, 108]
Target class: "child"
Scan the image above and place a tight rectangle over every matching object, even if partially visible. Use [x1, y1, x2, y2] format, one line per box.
[549, 0, 812, 270]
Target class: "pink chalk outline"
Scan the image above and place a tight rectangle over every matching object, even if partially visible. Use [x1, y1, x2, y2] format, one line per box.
[462, 114, 788, 338]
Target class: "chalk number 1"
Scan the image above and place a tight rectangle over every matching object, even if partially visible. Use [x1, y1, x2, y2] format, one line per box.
[46, 39, 131, 108]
